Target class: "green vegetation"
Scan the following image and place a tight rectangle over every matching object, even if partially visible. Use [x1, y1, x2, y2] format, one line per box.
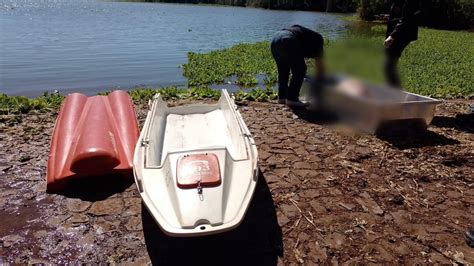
[183, 42, 275, 86]
[236, 74, 258, 87]
[359, 0, 474, 30]
[183, 25, 474, 98]
[399, 27, 474, 97]
[233, 87, 277, 102]
[99, 86, 223, 103]
[0, 91, 64, 115]
[0, 86, 277, 114]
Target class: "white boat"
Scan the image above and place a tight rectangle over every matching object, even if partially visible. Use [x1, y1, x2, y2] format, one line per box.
[133, 90, 258, 236]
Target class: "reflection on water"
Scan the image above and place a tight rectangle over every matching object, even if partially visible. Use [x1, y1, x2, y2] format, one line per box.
[0, 0, 348, 96]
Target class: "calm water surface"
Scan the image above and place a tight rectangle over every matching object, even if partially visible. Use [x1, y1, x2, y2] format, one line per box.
[0, 0, 348, 96]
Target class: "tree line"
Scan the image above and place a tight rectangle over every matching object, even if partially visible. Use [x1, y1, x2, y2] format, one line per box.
[135, 0, 473, 30]
[360, 0, 473, 30]
[135, 0, 358, 12]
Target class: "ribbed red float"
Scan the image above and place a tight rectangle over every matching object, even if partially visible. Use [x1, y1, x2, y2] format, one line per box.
[46, 90, 139, 192]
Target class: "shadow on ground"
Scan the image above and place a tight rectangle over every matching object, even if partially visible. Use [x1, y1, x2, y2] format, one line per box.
[290, 107, 338, 125]
[291, 107, 462, 150]
[431, 115, 474, 134]
[56, 174, 133, 201]
[376, 120, 460, 150]
[142, 170, 283, 266]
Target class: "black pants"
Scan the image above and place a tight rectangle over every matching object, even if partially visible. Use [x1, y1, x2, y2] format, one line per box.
[271, 30, 307, 101]
[384, 40, 410, 88]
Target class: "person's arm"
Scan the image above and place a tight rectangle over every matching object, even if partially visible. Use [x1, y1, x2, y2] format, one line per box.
[388, 0, 420, 41]
[315, 57, 325, 80]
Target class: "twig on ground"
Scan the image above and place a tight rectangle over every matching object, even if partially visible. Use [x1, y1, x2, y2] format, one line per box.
[378, 148, 387, 168]
[423, 241, 469, 265]
[295, 215, 302, 228]
[412, 178, 419, 191]
[270, 186, 280, 193]
[454, 185, 464, 196]
[290, 198, 316, 227]
[294, 237, 300, 249]
[294, 248, 304, 264]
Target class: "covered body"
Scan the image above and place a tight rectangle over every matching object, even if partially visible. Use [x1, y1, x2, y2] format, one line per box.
[306, 76, 441, 134]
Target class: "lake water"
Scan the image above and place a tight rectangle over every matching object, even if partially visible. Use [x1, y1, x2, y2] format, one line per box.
[0, 0, 348, 96]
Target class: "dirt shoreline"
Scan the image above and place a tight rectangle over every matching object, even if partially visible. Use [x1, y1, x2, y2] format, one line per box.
[0, 99, 473, 264]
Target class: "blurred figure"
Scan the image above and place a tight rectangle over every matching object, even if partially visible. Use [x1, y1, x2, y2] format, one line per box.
[384, 0, 421, 88]
[271, 25, 325, 108]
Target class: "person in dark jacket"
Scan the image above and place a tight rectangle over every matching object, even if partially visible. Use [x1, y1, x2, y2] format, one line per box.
[271, 25, 325, 107]
[384, 0, 421, 87]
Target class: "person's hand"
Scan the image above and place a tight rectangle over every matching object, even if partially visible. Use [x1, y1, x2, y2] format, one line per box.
[384, 36, 395, 48]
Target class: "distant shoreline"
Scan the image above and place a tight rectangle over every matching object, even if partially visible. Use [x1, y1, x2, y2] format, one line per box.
[115, 0, 355, 13]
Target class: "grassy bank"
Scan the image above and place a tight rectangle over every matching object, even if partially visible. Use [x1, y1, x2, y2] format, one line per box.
[184, 25, 474, 98]
[0, 87, 277, 115]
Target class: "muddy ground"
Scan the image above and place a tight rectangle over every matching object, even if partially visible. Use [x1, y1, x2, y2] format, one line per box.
[0, 99, 473, 264]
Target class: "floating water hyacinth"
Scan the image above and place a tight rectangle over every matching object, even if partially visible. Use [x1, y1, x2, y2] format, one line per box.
[183, 26, 473, 98]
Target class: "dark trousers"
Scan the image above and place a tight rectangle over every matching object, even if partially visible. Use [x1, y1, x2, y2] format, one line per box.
[384, 40, 410, 88]
[271, 30, 307, 101]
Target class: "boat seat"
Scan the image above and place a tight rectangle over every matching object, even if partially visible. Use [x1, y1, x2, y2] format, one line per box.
[176, 153, 221, 189]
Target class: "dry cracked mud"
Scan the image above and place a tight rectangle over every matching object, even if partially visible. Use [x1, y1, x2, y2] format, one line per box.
[0, 98, 473, 264]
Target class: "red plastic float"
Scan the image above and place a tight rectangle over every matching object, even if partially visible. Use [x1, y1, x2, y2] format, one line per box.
[46, 90, 139, 192]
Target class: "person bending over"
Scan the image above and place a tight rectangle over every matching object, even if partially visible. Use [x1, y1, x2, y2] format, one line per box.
[384, 0, 421, 88]
[271, 25, 325, 108]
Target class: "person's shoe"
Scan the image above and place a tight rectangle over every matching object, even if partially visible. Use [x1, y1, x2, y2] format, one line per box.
[286, 100, 310, 108]
[277, 98, 286, 104]
[465, 228, 474, 248]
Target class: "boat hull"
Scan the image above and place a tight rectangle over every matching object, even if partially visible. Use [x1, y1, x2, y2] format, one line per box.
[134, 90, 258, 236]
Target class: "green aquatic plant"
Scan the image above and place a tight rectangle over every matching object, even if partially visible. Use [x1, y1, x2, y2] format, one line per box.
[236, 74, 258, 87]
[183, 26, 473, 98]
[0, 87, 223, 115]
[156, 87, 183, 100]
[183, 42, 276, 86]
[129, 86, 221, 102]
[1, 86, 276, 115]
[251, 87, 278, 102]
[42, 91, 65, 109]
[232, 89, 249, 102]
[232, 87, 277, 102]
[129, 88, 159, 102]
[263, 73, 278, 87]
[0, 91, 65, 114]
[186, 86, 221, 99]
[398, 27, 474, 98]
[129, 86, 213, 102]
